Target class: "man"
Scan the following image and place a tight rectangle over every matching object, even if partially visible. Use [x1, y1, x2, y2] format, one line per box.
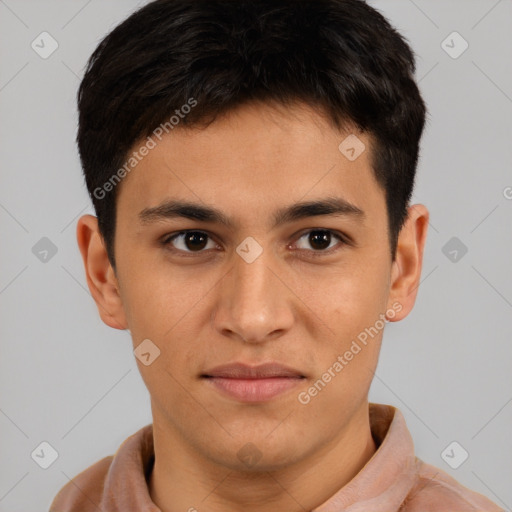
[50, 0, 502, 510]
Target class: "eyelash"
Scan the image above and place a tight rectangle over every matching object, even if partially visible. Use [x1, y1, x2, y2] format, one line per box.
[160, 229, 349, 258]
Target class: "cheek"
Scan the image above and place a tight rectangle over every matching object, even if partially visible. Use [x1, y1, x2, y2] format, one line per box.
[322, 265, 389, 337]
[134, 333, 199, 415]
[313, 257, 389, 378]
[117, 263, 187, 339]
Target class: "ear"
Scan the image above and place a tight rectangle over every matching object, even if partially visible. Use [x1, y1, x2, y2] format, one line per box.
[386, 204, 429, 322]
[76, 214, 128, 330]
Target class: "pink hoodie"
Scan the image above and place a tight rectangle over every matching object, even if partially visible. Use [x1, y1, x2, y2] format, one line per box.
[49, 403, 503, 511]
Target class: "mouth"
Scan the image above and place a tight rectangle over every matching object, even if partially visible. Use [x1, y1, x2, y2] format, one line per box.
[201, 362, 306, 403]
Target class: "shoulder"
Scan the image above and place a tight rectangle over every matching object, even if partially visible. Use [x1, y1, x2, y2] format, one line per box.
[401, 458, 504, 511]
[49, 456, 113, 511]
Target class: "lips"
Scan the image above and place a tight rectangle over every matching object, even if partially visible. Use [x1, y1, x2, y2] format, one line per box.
[202, 362, 304, 379]
[201, 363, 305, 402]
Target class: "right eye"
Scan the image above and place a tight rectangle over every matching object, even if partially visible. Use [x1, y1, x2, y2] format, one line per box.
[161, 230, 219, 255]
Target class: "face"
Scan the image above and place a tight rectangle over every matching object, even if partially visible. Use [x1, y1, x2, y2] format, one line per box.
[79, 101, 427, 473]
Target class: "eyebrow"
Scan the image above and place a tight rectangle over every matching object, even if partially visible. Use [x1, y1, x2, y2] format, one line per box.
[138, 196, 365, 229]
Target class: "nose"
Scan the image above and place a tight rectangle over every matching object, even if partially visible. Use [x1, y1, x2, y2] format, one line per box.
[211, 245, 295, 344]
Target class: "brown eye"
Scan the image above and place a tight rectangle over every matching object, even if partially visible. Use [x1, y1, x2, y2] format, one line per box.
[294, 229, 345, 253]
[164, 231, 216, 253]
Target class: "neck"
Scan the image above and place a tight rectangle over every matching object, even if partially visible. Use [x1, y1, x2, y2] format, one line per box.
[148, 402, 377, 512]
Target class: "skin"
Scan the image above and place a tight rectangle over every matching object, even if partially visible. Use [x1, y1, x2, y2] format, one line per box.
[77, 101, 428, 512]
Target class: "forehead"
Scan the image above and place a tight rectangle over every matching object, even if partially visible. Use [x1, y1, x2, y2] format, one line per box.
[116, 101, 385, 227]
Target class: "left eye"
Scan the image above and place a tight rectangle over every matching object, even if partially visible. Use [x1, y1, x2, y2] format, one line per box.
[294, 229, 344, 252]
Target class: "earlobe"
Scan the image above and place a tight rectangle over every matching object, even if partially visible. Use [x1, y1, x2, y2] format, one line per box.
[386, 204, 429, 322]
[76, 214, 128, 330]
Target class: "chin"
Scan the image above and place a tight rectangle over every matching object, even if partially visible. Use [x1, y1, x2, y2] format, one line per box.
[206, 437, 306, 473]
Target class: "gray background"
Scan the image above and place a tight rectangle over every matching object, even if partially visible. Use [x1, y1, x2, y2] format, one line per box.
[0, 0, 511, 510]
